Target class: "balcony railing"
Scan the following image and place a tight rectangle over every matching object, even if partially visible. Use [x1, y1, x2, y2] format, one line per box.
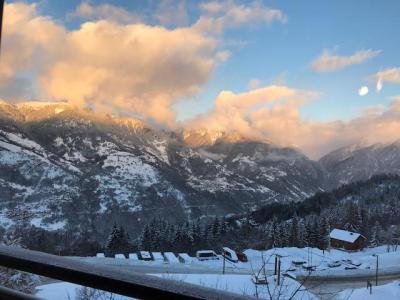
[0, 245, 256, 300]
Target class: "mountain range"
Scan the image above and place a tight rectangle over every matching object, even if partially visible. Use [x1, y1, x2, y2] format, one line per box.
[0, 101, 399, 237]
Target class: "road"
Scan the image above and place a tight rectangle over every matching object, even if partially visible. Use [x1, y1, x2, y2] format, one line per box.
[304, 277, 400, 300]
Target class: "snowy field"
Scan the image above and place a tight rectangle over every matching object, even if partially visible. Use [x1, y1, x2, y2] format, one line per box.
[243, 246, 400, 279]
[339, 280, 400, 299]
[153, 274, 318, 299]
[36, 274, 318, 300]
[36, 246, 400, 299]
[36, 282, 131, 300]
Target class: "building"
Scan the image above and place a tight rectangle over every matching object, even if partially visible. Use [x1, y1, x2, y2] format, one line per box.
[329, 228, 366, 251]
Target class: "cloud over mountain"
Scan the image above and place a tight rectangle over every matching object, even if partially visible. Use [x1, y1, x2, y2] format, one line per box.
[1, 2, 400, 159]
[1, 2, 218, 127]
[188, 85, 400, 158]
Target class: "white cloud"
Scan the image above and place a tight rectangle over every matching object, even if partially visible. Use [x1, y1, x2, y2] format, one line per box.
[312, 49, 380, 73]
[358, 86, 369, 96]
[376, 78, 383, 92]
[199, 1, 225, 14]
[187, 85, 400, 158]
[1, 2, 217, 127]
[0, 3, 65, 99]
[195, 1, 287, 34]
[1, 1, 290, 127]
[67, 1, 140, 24]
[186, 85, 316, 142]
[371, 68, 400, 84]
[216, 50, 231, 62]
[155, 0, 188, 27]
[248, 79, 261, 89]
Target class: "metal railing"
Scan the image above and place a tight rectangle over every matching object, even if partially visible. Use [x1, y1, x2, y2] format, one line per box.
[0, 245, 256, 299]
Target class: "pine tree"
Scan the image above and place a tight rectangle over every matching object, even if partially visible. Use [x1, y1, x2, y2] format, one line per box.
[298, 219, 306, 248]
[220, 218, 227, 237]
[269, 217, 278, 248]
[105, 223, 131, 256]
[140, 223, 151, 250]
[320, 216, 331, 250]
[105, 223, 120, 256]
[370, 221, 382, 247]
[0, 228, 41, 294]
[212, 217, 221, 240]
[290, 213, 299, 247]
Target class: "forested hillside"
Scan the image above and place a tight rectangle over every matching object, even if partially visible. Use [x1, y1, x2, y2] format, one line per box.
[100, 174, 400, 256]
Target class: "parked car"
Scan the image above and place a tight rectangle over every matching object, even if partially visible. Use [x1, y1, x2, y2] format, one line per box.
[196, 250, 219, 261]
[236, 252, 248, 262]
[222, 247, 238, 263]
[139, 251, 152, 261]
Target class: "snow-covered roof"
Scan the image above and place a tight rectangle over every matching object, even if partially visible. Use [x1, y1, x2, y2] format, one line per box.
[330, 228, 362, 243]
[197, 250, 217, 255]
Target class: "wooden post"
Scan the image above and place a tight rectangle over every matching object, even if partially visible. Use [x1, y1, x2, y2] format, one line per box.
[274, 255, 278, 275]
[375, 255, 378, 286]
[367, 280, 372, 294]
[277, 258, 281, 286]
[222, 249, 226, 275]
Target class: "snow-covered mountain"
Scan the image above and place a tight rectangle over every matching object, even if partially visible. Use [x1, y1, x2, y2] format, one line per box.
[0, 102, 325, 237]
[320, 141, 400, 187]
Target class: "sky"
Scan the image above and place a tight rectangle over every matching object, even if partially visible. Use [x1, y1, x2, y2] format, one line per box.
[1, 0, 400, 158]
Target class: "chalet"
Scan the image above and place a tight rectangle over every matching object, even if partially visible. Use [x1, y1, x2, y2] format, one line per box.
[329, 228, 366, 251]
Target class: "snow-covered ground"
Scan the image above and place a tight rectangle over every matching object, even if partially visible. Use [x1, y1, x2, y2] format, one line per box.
[244, 246, 400, 279]
[72, 246, 400, 278]
[36, 274, 317, 300]
[339, 280, 400, 300]
[36, 282, 131, 300]
[154, 274, 317, 299]
[37, 246, 400, 299]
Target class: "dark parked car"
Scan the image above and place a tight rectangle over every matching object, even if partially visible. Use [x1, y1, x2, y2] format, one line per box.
[236, 252, 248, 262]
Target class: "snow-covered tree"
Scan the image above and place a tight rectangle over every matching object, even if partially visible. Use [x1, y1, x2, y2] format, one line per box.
[0, 228, 41, 294]
[105, 223, 131, 256]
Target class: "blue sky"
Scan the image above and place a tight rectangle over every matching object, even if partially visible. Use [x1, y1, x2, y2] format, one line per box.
[7, 0, 400, 123]
[179, 0, 400, 122]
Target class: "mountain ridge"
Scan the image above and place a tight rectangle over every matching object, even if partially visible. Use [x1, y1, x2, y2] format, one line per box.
[0, 102, 325, 239]
[1, 101, 400, 239]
